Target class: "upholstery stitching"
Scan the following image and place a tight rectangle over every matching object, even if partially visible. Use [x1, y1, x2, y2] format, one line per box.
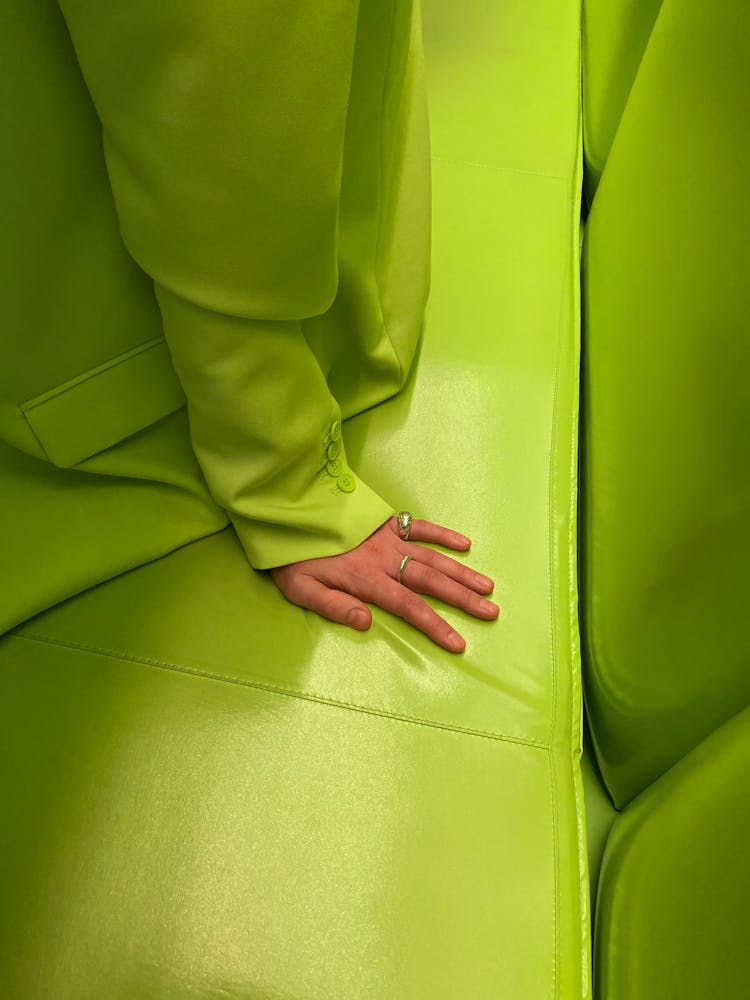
[549, 750, 559, 1000]
[12, 630, 551, 751]
[571, 41, 592, 1000]
[547, 253, 563, 753]
[431, 155, 566, 182]
[544, 33, 585, 999]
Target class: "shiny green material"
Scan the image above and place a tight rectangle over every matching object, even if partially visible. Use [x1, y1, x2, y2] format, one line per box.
[581, 0, 750, 808]
[0, 0, 587, 996]
[0, 425, 228, 635]
[580, 2, 750, 995]
[581, 725, 618, 912]
[0, 0, 182, 462]
[19, 336, 186, 469]
[582, 0, 663, 201]
[594, 705, 750, 1000]
[3, 0, 429, 572]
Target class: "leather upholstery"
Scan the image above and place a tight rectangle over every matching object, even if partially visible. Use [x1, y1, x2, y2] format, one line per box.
[581, 0, 663, 202]
[594, 705, 750, 1000]
[581, 0, 750, 809]
[580, 2, 750, 995]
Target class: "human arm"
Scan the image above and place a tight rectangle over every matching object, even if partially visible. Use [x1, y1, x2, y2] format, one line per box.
[57, 0, 499, 647]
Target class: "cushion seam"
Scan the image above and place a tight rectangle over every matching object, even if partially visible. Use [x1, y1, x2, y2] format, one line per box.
[12, 630, 551, 751]
[432, 154, 566, 182]
[549, 749, 559, 1000]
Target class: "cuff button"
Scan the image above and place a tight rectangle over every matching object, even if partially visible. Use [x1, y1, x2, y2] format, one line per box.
[337, 472, 356, 493]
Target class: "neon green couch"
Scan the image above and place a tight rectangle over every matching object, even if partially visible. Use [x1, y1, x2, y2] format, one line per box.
[581, 1, 750, 997]
[1, 1, 747, 998]
[0, 1, 587, 996]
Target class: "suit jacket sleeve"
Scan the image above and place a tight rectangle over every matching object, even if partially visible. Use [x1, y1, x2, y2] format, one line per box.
[57, 0, 395, 568]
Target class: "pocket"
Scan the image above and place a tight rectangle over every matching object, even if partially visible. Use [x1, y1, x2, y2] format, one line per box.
[20, 336, 186, 467]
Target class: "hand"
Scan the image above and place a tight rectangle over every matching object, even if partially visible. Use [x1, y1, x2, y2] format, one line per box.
[270, 516, 499, 653]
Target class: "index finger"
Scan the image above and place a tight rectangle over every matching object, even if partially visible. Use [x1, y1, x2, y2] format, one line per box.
[403, 542, 495, 595]
[390, 516, 472, 551]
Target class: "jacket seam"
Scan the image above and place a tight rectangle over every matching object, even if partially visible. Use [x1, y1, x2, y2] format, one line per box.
[18, 407, 53, 462]
[373, 0, 404, 387]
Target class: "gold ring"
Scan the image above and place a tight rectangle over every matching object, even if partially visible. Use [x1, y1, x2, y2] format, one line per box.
[397, 554, 411, 583]
[397, 511, 412, 541]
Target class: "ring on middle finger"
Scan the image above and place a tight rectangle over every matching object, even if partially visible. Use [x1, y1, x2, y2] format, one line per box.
[397, 554, 411, 584]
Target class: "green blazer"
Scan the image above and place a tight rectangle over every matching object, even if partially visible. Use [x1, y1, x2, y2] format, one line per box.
[1, 0, 430, 624]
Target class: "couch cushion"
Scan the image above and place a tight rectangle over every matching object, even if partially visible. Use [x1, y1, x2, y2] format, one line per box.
[594, 703, 750, 1000]
[582, 0, 663, 201]
[581, 0, 750, 807]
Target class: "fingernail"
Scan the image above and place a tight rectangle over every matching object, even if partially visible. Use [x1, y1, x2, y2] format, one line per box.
[348, 609, 369, 629]
[476, 573, 493, 591]
[480, 599, 499, 617]
[447, 629, 465, 652]
[456, 534, 471, 548]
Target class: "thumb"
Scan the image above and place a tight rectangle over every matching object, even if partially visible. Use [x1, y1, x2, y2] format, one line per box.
[272, 572, 372, 631]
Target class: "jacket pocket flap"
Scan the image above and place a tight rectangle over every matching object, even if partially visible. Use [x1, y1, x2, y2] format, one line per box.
[21, 336, 186, 467]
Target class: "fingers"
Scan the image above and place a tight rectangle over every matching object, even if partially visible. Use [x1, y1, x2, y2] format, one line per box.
[393, 516, 472, 552]
[399, 559, 499, 621]
[272, 570, 372, 631]
[387, 516, 494, 593]
[270, 518, 500, 653]
[402, 542, 495, 595]
[369, 576, 466, 653]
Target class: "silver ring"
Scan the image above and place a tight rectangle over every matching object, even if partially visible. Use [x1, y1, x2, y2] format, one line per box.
[397, 510, 412, 541]
[397, 554, 411, 584]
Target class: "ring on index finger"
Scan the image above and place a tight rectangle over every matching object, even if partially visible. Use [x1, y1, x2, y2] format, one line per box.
[397, 511, 412, 540]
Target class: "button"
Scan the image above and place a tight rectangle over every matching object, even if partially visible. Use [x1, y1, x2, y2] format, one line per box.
[337, 472, 356, 493]
[326, 458, 342, 477]
[329, 419, 342, 442]
[327, 439, 341, 460]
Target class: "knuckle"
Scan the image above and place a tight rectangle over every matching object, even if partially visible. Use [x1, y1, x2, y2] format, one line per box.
[418, 546, 436, 565]
[318, 594, 339, 617]
[282, 583, 305, 607]
[403, 592, 424, 615]
[422, 566, 442, 587]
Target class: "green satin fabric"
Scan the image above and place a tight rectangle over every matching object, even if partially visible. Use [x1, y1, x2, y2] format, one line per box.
[58, 0, 430, 568]
[2, 0, 430, 573]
